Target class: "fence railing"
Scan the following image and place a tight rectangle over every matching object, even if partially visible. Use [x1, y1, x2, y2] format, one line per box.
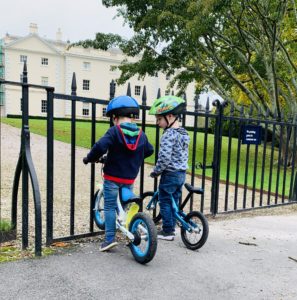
[1, 63, 296, 256]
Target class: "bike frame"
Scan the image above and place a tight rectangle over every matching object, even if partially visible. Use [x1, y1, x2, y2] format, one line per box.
[146, 189, 199, 232]
[96, 184, 148, 241]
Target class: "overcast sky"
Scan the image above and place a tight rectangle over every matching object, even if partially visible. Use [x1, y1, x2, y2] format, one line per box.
[0, 0, 134, 42]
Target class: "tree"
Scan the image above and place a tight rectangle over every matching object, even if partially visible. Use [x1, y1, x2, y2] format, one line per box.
[73, 0, 297, 164]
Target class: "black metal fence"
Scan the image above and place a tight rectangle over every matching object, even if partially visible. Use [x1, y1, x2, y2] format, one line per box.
[1, 63, 296, 256]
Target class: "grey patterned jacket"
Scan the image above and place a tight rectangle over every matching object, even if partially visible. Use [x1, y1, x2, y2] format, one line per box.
[153, 127, 190, 174]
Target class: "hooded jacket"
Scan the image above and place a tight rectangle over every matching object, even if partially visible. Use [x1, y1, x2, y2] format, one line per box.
[86, 122, 154, 184]
[153, 127, 189, 174]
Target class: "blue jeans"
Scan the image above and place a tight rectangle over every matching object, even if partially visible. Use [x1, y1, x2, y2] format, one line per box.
[159, 171, 186, 233]
[103, 179, 133, 242]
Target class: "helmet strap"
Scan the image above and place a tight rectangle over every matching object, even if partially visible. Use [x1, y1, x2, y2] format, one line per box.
[164, 115, 179, 130]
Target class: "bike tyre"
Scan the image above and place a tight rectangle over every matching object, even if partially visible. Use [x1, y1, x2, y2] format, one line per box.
[93, 189, 105, 230]
[180, 211, 209, 250]
[141, 191, 162, 224]
[129, 212, 158, 264]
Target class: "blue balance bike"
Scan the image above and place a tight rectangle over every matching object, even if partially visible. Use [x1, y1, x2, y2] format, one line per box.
[92, 158, 157, 264]
[142, 183, 209, 250]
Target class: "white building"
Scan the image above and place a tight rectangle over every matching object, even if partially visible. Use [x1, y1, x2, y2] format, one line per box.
[0, 23, 200, 123]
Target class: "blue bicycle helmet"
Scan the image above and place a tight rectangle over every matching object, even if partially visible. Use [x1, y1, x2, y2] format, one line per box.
[106, 95, 140, 118]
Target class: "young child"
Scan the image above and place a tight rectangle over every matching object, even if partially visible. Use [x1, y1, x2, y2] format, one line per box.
[149, 96, 189, 241]
[83, 95, 154, 251]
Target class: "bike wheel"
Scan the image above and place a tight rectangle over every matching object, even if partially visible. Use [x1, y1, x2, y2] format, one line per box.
[129, 212, 157, 264]
[180, 211, 209, 250]
[93, 189, 105, 230]
[141, 191, 162, 224]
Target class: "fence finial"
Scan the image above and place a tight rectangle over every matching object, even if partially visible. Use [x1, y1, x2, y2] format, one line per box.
[183, 92, 187, 102]
[126, 83, 131, 96]
[71, 72, 77, 95]
[206, 97, 210, 112]
[240, 105, 244, 116]
[194, 94, 199, 113]
[142, 86, 147, 106]
[109, 79, 116, 100]
[230, 101, 234, 115]
[23, 61, 28, 83]
[212, 99, 221, 107]
[157, 88, 161, 99]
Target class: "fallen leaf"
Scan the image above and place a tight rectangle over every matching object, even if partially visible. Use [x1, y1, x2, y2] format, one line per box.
[51, 242, 68, 247]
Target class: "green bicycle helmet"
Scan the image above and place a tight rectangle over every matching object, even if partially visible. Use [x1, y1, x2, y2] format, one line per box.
[149, 96, 186, 129]
[149, 96, 186, 116]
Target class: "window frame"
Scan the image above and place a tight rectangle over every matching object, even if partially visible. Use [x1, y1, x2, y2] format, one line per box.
[41, 76, 49, 86]
[41, 57, 49, 66]
[41, 100, 47, 113]
[135, 85, 141, 96]
[20, 55, 27, 63]
[83, 79, 90, 91]
[83, 61, 91, 70]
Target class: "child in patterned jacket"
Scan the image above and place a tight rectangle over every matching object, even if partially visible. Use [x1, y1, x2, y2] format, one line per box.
[149, 96, 190, 241]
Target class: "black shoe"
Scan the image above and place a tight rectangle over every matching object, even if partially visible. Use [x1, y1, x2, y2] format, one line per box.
[99, 240, 118, 252]
[157, 230, 174, 241]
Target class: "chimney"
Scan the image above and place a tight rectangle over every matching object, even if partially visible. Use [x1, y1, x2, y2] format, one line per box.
[29, 23, 38, 34]
[56, 28, 62, 41]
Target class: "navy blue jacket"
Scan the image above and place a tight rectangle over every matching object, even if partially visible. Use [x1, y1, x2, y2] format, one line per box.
[86, 124, 154, 184]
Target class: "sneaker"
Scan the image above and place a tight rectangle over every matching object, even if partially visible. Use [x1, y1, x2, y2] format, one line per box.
[157, 230, 175, 241]
[99, 240, 118, 252]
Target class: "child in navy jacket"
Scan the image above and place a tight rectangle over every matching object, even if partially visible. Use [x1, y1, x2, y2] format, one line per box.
[83, 96, 153, 252]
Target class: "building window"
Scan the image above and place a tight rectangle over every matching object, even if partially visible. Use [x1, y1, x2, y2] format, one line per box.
[102, 107, 107, 117]
[135, 85, 141, 96]
[154, 72, 158, 77]
[83, 80, 90, 90]
[41, 77, 48, 86]
[41, 100, 47, 113]
[83, 62, 91, 70]
[20, 55, 27, 63]
[82, 103, 89, 116]
[166, 75, 170, 80]
[165, 90, 170, 96]
[41, 57, 48, 65]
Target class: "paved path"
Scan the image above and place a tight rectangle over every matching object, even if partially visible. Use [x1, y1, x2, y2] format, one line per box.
[1, 214, 297, 300]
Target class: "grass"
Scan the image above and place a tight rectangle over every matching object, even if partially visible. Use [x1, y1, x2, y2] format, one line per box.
[0, 219, 13, 232]
[1, 117, 294, 196]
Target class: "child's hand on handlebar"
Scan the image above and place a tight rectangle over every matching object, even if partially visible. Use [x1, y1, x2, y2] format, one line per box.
[150, 171, 160, 178]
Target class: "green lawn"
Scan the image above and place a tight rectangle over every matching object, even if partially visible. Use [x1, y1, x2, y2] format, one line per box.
[1, 117, 293, 196]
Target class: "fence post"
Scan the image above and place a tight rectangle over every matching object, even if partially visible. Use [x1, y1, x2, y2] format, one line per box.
[140, 86, 147, 198]
[46, 87, 54, 246]
[70, 72, 77, 236]
[21, 62, 29, 249]
[153, 89, 161, 192]
[211, 100, 226, 215]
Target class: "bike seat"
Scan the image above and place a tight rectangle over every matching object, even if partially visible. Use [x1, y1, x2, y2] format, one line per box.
[184, 183, 204, 195]
[120, 187, 141, 203]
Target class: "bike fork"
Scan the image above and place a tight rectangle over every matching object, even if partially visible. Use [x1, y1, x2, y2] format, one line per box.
[175, 212, 201, 233]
